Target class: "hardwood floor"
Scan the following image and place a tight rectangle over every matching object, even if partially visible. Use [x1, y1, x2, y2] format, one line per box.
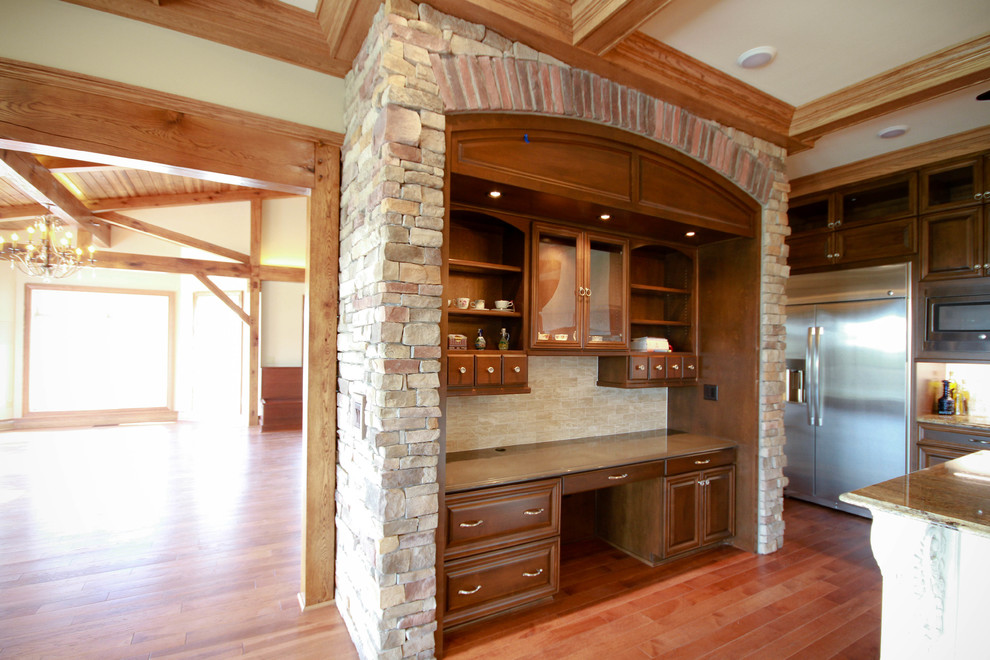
[1, 423, 880, 659]
[444, 499, 881, 660]
[0, 422, 358, 659]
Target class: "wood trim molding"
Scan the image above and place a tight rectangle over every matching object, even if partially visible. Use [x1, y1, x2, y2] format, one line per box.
[61, 0, 352, 78]
[84, 189, 299, 213]
[194, 273, 250, 325]
[791, 34, 990, 144]
[572, 0, 674, 55]
[789, 125, 990, 198]
[315, 0, 381, 64]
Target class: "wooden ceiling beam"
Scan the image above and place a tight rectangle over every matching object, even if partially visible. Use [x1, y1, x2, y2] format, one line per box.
[316, 0, 380, 63]
[61, 0, 351, 77]
[0, 150, 112, 246]
[0, 58, 323, 195]
[790, 34, 990, 146]
[89, 250, 304, 281]
[0, 203, 48, 220]
[84, 188, 298, 213]
[96, 210, 250, 263]
[34, 156, 123, 173]
[572, 0, 674, 55]
[194, 273, 250, 325]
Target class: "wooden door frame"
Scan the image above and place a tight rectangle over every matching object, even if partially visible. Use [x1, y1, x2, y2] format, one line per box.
[0, 57, 341, 608]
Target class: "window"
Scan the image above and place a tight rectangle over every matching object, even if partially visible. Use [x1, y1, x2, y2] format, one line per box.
[26, 285, 174, 413]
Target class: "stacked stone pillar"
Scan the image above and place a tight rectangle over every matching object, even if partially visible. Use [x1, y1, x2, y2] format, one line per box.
[335, 2, 790, 657]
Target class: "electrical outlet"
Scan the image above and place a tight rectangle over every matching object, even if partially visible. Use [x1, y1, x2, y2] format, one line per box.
[703, 384, 718, 401]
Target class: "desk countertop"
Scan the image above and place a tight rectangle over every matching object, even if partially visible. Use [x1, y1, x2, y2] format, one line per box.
[445, 429, 735, 492]
[840, 450, 990, 538]
[917, 414, 990, 432]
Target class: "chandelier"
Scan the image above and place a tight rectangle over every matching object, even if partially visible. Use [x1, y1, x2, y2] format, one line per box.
[0, 215, 96, 279]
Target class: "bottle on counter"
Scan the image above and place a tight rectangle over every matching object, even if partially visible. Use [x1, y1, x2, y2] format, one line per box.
[957, 379, 970, 416]
[497, 327, 509, 351]
[474, 328, 486, 350]
[937, 379, 956, 416]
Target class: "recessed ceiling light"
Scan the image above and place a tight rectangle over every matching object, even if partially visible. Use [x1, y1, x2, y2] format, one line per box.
[736, 46, 777, 69]
[599, 213, 611, 221]
[685, 231, 696, 237]
[488, 190, 501, 199]
[877, 125, 909, 139]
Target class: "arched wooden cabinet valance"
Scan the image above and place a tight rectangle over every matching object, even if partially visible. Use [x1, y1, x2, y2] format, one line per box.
[447, 115, 760, 245]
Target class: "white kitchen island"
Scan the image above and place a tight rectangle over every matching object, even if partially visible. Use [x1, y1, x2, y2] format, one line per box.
[841, 450, 990, 660]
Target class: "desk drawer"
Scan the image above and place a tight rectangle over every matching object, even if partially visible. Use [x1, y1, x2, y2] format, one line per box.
[666, 448, 735, 476]
[444, 538, 559, 627]
[919, 424, 990, 450]
[445, 479, 561, 559]
[561, 460, 663, 495]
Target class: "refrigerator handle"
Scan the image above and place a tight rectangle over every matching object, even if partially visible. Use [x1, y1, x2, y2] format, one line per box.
[814, 326, 824, 427]
[805, 327, 815, 426]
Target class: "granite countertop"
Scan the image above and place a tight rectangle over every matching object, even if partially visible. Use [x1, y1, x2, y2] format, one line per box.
[840, 450, 990, 538]
[917, 414, 990, 432]
[445, 429, 735, 492]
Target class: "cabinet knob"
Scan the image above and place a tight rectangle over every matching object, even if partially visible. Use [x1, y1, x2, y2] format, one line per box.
[578, 286, 586, 296]
[827, 221, 835, 229]
[833, 251, 841, 259]
[522, 569, 544, 578]
[487, 366, 495, 373]
[835, 220, 841, 227]
[975, 193, 984, 201]
[655, 364, 663, 371]
[687, 364, 695, 370]
[672, 364, 680, 370]
[970, 438, 990, 445]
[636, 364, 646, 371]
[976, 265, 982, 271]
[458, 366, 466, 374]
[458, 585, 482, 595]
[513, 366, 521, 373]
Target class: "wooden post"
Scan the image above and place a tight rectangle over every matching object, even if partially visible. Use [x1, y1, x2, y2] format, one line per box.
[300, 143, 338, 608]
[249, 200, 262, 427]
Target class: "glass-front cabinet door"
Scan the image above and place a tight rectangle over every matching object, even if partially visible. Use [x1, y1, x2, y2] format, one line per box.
[531, 224, 628, 350]
[533, 225, 581, 349]
[585, 234, 628, 348]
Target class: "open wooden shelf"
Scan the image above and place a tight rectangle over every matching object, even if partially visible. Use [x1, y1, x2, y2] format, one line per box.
[630, 283, 689, 295]
[630, 319, 691, 327]
[448, 309, 523, 318]
[448, 258, 523, 275]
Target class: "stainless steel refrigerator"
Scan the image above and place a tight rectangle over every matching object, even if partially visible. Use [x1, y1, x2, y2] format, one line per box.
[784, 264, 909, 516]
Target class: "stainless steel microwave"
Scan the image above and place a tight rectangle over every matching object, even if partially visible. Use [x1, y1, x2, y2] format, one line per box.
[925, 284, 990, 353]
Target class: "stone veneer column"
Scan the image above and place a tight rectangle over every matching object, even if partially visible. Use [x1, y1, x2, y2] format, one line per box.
[336, 2, 790, 657]
[336, 1, 446, 658]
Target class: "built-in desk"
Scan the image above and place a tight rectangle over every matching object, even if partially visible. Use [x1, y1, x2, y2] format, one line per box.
[841, 451, 990, 659]
[442, 430, 736, 628]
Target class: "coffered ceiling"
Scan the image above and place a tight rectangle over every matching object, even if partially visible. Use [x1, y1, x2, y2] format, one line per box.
[57, 0, 989, 180]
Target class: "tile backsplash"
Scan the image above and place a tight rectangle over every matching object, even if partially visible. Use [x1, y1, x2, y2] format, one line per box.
[445, 356, 668, 452]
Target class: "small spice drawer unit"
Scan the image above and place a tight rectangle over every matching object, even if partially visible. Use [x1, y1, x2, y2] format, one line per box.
[443, 537, 559, 627]
[443, 479, 561, 627]
[596, 353, 699, 388]
[446, 351, 529, 395]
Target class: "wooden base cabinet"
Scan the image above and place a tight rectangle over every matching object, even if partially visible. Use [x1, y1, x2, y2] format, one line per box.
[917, 423, 990, 469]
[663, 450, 735, 558]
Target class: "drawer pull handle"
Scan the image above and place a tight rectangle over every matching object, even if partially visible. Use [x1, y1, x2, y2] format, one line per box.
[969, 438, 990, 445]
[513, 366, 521, 373]
[457, 585, 482, 595]
[694, 459, 711, 465]
[459, 520, 484, 528]
[687, 364, 695, 370]
[655, 364, 663, 371]
[458, 366, 466, 374]
[522, 569, 543, 578]
[487, 366, 495, 373]
[523, 508, 544, 516]
[636, 365, 646, 371]
[608, 473, 628, 480]
[672, 364, 680, 370]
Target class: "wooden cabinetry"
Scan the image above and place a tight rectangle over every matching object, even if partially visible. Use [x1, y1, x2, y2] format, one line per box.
[443, 479, 561, 627]
[446, 351, 529, 395]
[920, 207, 986, 281]
[662, 449, 735, 558]
[916, 423, 990, 469]
[921, 156, 988, 213]
[531, 223, 628, 351]
[596, 353, 699, 388]
[628, 243, 696, 353]
[787, 173, 917, 271]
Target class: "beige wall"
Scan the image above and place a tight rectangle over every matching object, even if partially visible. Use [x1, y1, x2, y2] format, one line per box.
[0, 0, 346, 133]
[0, 267, 16, 420]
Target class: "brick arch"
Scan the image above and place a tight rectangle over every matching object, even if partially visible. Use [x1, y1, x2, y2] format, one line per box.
[430, 53, 776, 206]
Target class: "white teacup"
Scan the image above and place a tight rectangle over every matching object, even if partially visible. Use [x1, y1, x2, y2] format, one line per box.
[471, 299, 486, 310]
[456, 297, 470, 309]
[494, 300, 513, 310]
